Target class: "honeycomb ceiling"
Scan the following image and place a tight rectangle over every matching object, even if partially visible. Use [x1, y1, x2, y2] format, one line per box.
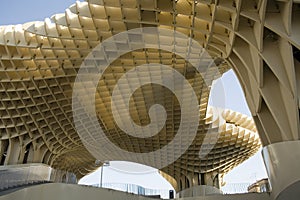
[2, 0, 298, 191]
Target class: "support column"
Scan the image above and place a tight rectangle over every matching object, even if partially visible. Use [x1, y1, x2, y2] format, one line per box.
[262, 140, 300, 200]
[5, 138, 21, 165]
[176, 172, 223, 198]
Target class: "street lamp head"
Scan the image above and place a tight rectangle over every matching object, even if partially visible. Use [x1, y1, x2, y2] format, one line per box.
[95, 160, 101, 166]
[103, 161, 110, 167]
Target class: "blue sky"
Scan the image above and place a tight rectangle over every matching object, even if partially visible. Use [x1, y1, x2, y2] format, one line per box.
[0, 0, 268, 196]
[0, 0, 79, 25]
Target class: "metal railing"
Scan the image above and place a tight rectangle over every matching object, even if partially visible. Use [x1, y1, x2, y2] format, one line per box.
[0, 163, 77, 191]
[221, 183, 252, 194]
[0, 164, 52, 191]
[92, 182, 173, 199]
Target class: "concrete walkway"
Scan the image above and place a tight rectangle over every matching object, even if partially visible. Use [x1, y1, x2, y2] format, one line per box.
[0, 183, 271, 200]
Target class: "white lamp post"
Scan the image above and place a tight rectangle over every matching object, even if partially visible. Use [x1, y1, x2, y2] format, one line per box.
[95, 160, 110, 188]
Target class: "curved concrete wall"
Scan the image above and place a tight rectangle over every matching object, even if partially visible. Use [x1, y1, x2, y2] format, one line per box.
[177, 185, 222, 198]
[0, 183, 159, 200]
[262, 141, 300, 200]
[0, 183, 271, 200]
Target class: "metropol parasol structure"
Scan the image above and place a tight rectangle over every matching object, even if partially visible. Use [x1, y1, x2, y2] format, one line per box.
[0, 0, 300, 199]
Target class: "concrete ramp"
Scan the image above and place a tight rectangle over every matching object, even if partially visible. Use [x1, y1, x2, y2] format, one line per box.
[0, 183, 271, 200]
[0, 183, 159, 200]
[179, 193, 271, 200]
